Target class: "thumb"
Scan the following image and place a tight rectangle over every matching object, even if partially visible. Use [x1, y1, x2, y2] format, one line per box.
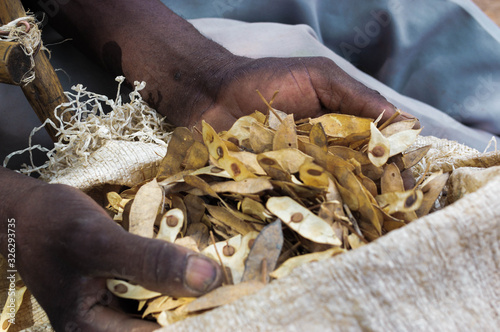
[71, 218, 223, 298]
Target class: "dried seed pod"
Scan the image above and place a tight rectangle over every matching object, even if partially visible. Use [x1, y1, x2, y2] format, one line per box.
[201, 232, 259, 284]
[270, 247, 344, 279]
[249, 122, 275, 153]
[210, 178, 273, 195]
[107, 279, 161, 300]
[298, 162, 330, 188]
[309, 114, 372, 138]
[273, 114, 298, 150]
[309, 122, 328, 151]
[257, 154, 291, 181]
[416, 171, 450, 217]
[387, 128, 422, 157]
[157, 127, 195, 179]
[266, 196, 342, 246]
[368, 122, 390, 167]
[157, 208, 184, 243]
[128, 178, 164, 239]
[380, 118, 419, 137]
[376, 189, 424, 214]
[259, 148, 314, 174]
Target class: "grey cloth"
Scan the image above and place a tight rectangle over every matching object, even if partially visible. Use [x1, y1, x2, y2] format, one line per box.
[1, 0, 500, 169]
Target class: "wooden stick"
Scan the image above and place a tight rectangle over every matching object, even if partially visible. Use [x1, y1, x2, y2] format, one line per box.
[0, 40, 31, 85]
[0, 0, 70, 141]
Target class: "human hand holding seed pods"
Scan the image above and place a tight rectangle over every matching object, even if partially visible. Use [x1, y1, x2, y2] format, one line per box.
[0, 167, 223, 331]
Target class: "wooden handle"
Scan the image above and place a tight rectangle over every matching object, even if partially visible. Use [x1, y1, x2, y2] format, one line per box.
[0, 40, 32, 85]
[0, 0, 70, 141]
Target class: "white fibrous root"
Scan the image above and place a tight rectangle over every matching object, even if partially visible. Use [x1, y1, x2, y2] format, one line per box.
[4, 77, 173, 181]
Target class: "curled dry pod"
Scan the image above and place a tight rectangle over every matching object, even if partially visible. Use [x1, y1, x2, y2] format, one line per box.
[157, 208, 184, 243]
[107, 279, 161, 300]
[201, 232, 260, 284]
[416, 171, 450, 217]
[368, 122, 390, 167]
[309, 113, 372, 138]
[266, 196, 342, 246]
[270, 247, 345, 279]
[202, 120, 256, 181]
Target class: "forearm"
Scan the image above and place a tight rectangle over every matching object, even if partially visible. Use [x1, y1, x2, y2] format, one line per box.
[25, 0, 242, 126]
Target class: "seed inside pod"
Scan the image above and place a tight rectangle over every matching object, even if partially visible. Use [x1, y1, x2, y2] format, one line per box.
[166, 215, 179, 227]
[223, 245, 236, 256]
[290, 212, 304, 223]
[114, 284, 128, 294]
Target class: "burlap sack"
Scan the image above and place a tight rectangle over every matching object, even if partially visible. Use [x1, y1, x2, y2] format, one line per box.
[1, 134, 498, 332]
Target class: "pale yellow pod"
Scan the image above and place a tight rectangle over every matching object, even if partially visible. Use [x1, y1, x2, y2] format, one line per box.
[270, 247, 345, 279]
[368, 122, 390, 167]
[107, 279, 161, 300]
[387, 128, 422, 156]
[266, 196, 342, 246]
[201, 232, 260, 284]
[157, 208, 184, 243]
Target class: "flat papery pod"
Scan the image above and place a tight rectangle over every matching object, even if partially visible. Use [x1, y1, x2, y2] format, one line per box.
[228, 151, 266, 175]
[202, 232, 260, 284]
[416, 171, 450, 217]
[157, 208, 184, 243]
[347, 233, 365, 249]
[401, 145, 432, 170]
[259, 148, 314, 174]
[182, 140, 209, 171]
[270, 180, 325, 203]
[128, 178, 164, 238]
[376, 189, 424, 215]
[221, 138, 240, 152]
[257, 154, 291, 181]
[309, 114, 372, 138]
[204, 204, 259, 235]
[210, 178, 273, 195]
[249, 122, 275, 153]
[332, 178, 359, 211]
[384, 219, 408, 232]
[106, 191, 123, 212]
[189, 165, 232, 179]
[328, 130, 371, 148]
[186, 222, 210, 251]
[184, 194, 206, 224]
[1, 284, 27, 332]
[309, 122, 328, 151]
[270, 247, 345, 280]
[361, 163, 384, 181]
[143, 296, 195, 318]
[183, 174, 225, 203]
[267, 107, 288, 130]
[240, 197, 271, 221]
[157, 127, 195, 179]
[224, 115, 261, 149]
[299, 140, 355, 174]
[202, 120, 256, 181]
[156, 305, 190, 327]
[328, 146, 371, 165]
[186, 281, 265, 314]
[325, 177, 343, 202]
[381, 163, 405, 194]
[241, 219, 283, 283]
[249, 110, 267, 123]
[380, 118, 419, 137]
[387, 128, 422, 157]
[107, 279, 161, 300]
[174, 236, 200, 252]
[266, 197, 342, 246]
[368, 122, 390, 167]
[171, 195, 188, 233]
[272, 113, 298, 150]
[299, 162, 330, 188]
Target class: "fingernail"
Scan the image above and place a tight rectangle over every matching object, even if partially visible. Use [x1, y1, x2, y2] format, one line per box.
[185, 255, 218, 293]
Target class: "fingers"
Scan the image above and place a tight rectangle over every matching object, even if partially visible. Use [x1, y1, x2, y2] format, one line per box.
[69, 217, 223, 298]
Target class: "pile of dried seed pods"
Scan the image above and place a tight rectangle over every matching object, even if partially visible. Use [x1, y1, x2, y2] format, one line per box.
[103, 104, 448, 326]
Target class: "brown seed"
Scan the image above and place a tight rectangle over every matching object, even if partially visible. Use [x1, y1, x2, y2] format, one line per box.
[231, 163, 241, 176]
[114, 283, 128, 294]
[207, 133, 214, 143]
[307, 169, 322, 176]
[210, 166, 224, 173]
[222, 245, 236, 256]
[166, 215, 179, 227]
[405, 192, 417, 208]
[2, 320, 9, 330]
[290, 212, 304, 223]
[372, 145, 386, 158]
[216, 146, 224, 158]
[248, 238, 255, 249]
[260, 157, 275, 166]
